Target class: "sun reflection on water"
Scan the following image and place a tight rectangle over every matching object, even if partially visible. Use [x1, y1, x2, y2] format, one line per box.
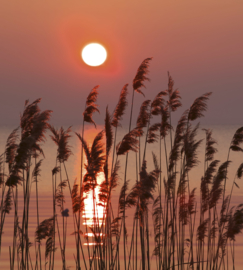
[82, 171, 106, 246]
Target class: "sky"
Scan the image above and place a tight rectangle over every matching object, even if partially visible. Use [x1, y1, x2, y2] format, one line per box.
[1, 0, 243, 127]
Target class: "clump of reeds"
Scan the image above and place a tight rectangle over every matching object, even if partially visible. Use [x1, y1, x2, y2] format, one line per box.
[1, 59, 243, 270]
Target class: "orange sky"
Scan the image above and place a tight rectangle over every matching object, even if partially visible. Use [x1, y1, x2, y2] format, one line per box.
[1, 0, 243, 126]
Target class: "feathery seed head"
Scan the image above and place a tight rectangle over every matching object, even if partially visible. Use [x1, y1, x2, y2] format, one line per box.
[133, 57, 152, 96]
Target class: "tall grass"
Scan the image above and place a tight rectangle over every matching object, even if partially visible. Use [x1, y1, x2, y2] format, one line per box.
[0, 60, 243, 270]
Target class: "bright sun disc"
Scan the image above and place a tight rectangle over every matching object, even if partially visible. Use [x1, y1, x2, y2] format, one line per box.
[81, 43, 107, 66]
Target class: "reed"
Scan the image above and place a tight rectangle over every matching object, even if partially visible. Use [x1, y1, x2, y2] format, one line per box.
[0, 59, 243, 270]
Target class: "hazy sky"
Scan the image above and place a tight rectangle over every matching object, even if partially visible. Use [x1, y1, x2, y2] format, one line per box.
[1, 0, 243, 127]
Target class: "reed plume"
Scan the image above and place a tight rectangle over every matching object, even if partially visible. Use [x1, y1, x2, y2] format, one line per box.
[136, 100, 151, 137]
[160, 105, 172, 139]
[188, 92, 212, 121]
[55, 180, 68, 212]
[230, 126, 243, 152]
[111, 84, 128, 128]
[49, 126, 72, 163]
[76, 130, 105, 194]
[147, 123, 160, 144]
[36, 217, 55, 242]
[197, 218, 209, 242]
[151, 91, 167, 116]
[133, 58, 152, 97]
[152, 195, 163, 251]
[201, 160, 220, 213]
[168, 110, 188, 172]
[35, 217, 55, 260]
[83, 85, 100, 128]
[183, 123, 203, 172]
[209, 161, 231, 209]
[227, 205, 243, 241]
[109, 160, 120, 192]
[166, 72, 182, 112]
[127, 160, 159, 219]
[71, 183, 85, 213]
[116, 129, 139, 155]
[5, 100, 51, 187]
[203, 128, 218, 162]
[119, 180, 130, 216]
[5, 128, 19, 172]
[32, 159, 43, 182]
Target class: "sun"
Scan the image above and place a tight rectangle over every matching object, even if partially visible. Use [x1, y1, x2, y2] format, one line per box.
[81, 43, 107, 67]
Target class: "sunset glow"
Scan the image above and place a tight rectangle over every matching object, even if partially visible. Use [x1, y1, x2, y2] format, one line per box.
[81, 43, 107, 66]
[2, 1, 243, 269]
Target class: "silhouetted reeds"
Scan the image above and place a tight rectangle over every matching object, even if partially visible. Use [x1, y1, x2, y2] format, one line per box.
[1, 59, 243, 270]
